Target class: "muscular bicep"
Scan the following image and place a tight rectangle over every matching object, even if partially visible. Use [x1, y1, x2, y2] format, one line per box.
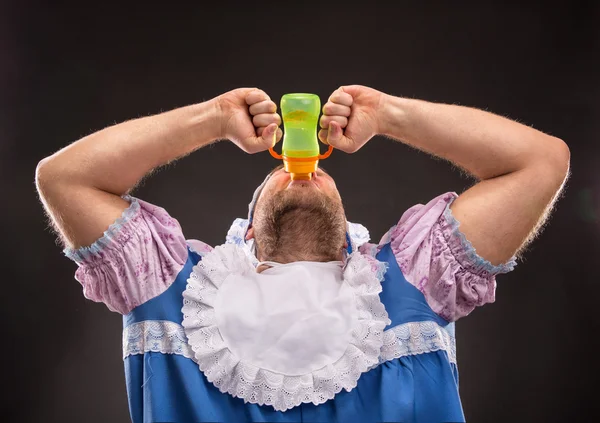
[36, 160, 130, 248]
[61, 188, 129, 248]
[449, 155, 569, 265]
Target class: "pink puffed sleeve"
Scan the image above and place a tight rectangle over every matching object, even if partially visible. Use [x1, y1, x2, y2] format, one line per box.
[63, 196, 189, 314]
[384, 192, 516, 322]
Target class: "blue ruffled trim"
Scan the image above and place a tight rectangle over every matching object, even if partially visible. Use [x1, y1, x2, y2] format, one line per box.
[442, 202, 517, 275]
[347, 221, 371, 252]
[373, 260, 389, 282]
[225, 218, 259, 266]
[63, 195, 141, 263]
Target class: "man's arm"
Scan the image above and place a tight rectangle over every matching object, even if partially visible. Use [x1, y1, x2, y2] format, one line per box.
[320, 85, 570, 266]
[36, 88, 282, 249]
[379, 96, 570, 264]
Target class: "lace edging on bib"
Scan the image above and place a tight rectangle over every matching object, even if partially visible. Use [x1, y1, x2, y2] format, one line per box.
[181, 244, 390, 412]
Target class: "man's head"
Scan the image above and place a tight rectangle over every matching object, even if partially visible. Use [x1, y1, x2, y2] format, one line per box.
[246, 166, 348, 264]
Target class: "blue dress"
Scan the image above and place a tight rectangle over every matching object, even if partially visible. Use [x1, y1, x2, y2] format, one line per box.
[123, 243, 463, 423]
[66, 193, 515, 423]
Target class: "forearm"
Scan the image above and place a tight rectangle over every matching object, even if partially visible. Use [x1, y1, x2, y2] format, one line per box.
[379, 96, 568, 180]
[36, 87, 279, 249]
[37, 99, 220, 195]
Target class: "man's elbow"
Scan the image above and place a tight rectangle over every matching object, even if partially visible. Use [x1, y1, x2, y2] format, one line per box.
[552, 137, 570, 176]
[540, 136, 570, 185]
[35, 156, 60, 195]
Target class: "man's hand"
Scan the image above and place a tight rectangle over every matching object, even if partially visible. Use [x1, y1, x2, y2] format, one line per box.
[217, 88, 283, 154]
[318, 85, 385, 153]
[35, 87, 283, 249]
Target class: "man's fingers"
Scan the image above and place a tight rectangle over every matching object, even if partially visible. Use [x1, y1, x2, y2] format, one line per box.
[249, 100, 277, 116]
[320, 115, 348, 130]
[322, 102, 351, 117]
[328, 88, 353, 107]
[253, 113, 281, 128]
[245, 89, 270, 106]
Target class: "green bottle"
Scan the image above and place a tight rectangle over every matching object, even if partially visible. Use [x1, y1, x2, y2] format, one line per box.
[280, 93, 321, 158]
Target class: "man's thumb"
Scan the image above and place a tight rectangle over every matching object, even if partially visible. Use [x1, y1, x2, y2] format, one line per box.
[260, 123, 279, 147]
[327, 121, 344, 146]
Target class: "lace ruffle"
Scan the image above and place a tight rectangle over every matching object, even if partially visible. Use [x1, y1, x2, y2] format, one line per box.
[225, 218, 258, 266]
[181, 244, 390, 412]
[380, 321, 457, 365]
[123, 320, 194, 359]
[346, 221, 371, 252]
[442, 201, 517, 275]
[64, 195, 140, 263]
[122, 320, 456, 367]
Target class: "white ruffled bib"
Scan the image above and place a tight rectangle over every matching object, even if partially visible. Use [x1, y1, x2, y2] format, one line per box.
[181, 244, 390, 411]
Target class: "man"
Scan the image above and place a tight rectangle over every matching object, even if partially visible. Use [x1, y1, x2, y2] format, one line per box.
[36, 85, 569, 423]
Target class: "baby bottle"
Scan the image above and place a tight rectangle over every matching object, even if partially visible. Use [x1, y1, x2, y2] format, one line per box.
[269, 93, 333, 180]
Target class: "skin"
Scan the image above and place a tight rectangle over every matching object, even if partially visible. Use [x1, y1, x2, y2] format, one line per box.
[35, 88, 282, 249]
[247, 167, 348, 269]
[319, 86, 570, 264]
[35, 85, 570, 271]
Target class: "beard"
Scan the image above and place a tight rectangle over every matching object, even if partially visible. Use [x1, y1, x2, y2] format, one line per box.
[252, 186, 347, 263]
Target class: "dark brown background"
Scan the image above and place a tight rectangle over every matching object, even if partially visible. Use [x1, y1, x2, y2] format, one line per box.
[2, 1, 599, 422]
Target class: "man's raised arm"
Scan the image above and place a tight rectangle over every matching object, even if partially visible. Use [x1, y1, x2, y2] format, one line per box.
[379, 93, 570, 264]
[320, 85, 570, 266]
[35, 88, 282, 249]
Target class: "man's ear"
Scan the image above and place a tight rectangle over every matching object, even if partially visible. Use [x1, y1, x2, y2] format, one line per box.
[245, 226, 255, 241]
